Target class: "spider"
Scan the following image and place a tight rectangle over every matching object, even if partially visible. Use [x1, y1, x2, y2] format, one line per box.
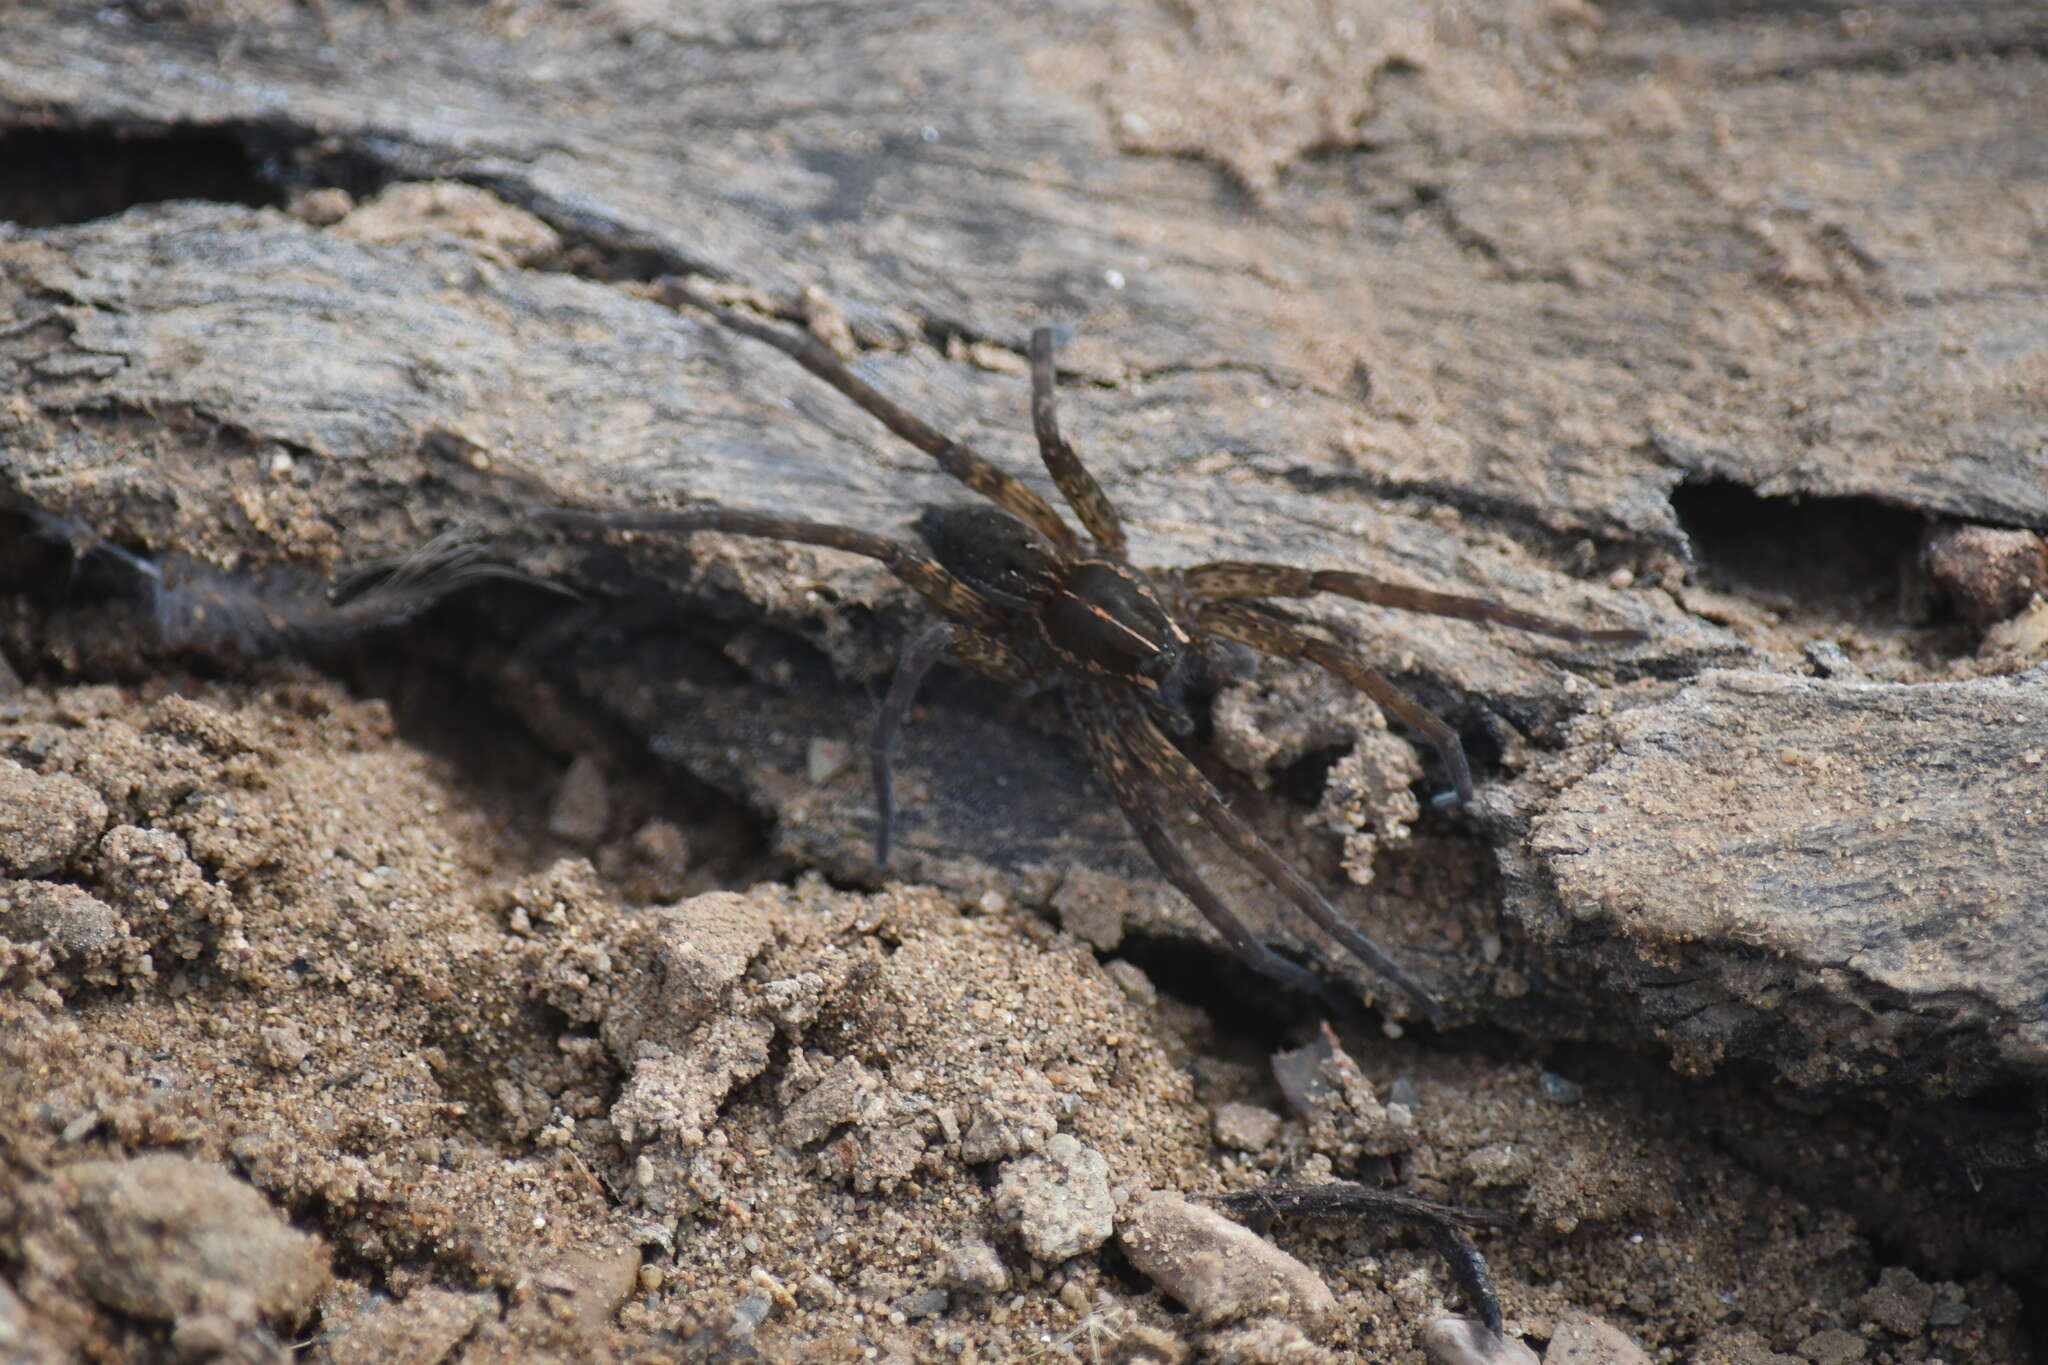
[542, 301, 1642, 1023]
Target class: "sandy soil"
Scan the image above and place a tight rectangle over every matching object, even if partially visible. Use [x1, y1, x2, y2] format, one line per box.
[0, 620, 2030, 1361]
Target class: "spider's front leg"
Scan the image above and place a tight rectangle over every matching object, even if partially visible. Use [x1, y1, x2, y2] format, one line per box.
[1027, 327, 1126, 555]
[1197, 598, 1479, 805]
[535, 505, 1003, 632]
[535, 503, 1019, 867]
[664, 292, 1086, 552]
[1180, 560, 1645, 645]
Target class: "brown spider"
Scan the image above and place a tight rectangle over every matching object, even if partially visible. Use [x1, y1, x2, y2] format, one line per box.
[542, 303, 1641, 1023]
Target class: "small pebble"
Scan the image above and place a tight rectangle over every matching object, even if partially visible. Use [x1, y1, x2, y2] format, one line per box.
[1421, 1318, 1539, 1365]
[1539, 1072, 1584, 1106]
[1795, 1327, 1865, 1365]
[1804, 639, 1854, 678]
[545, 753, 611, 846]
[1212, 1102, 1282, 1153]
[1118, 1191, 1335, 1334]
[730, 1293, 772, 1336]
[896, 1287, 948, 1322]
[806, 737, 851, 784]
[941, 1235, 1009, 1294]
[1923, 524, 2048, 626]
[1545, 1313, 1653, 1365]
[993, 1134, 1114, 1262]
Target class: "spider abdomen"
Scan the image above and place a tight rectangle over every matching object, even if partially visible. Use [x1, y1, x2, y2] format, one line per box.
[915, 503, 1062, 611]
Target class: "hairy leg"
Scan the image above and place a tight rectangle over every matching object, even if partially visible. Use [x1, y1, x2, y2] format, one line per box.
[1027, 327, 1126, 555]
[1214, 1181, 1507, 1336]
[1110, 691, 1444, 1023]
[1180, 560, 1644, 645]
[1069, 689, 1342, 1005]
[1198, 598, 1475, 804]
[676, 296, 1083, 551]
[535, 505, 1003, 632]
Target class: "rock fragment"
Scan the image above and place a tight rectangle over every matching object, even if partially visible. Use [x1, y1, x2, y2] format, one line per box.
[1545, 1313, 1653, 1365]
[1213, 1102, 1282, 1153]
[940, 1235, 1009, 1294]
[609, 1014, 776, 1148]
[35, 1154, 330, 1331]
[1272, 1024, 1415, 1161]
[1923, 524, 2047, 626]
[778, 1055, 876, 1147]
[1421, 1318, 1539, 1365]
[1795, 1327, 1867, 1365]
[546, 752, 612, 845]
[322, 1287, 494, 1365]
[959, 1073, 1060, 1163]
[0, 880, 124, 968]
[0, 760, 107, 877]
[1857, 1266, 1934, 1337]
[1206, 1315, 1339, 1363]
[1117, 1191, 1335, 1334]
[992, 1133, 1115, 1263]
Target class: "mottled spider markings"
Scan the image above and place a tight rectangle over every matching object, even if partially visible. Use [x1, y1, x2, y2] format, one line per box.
[541, 303, 1643, 1024]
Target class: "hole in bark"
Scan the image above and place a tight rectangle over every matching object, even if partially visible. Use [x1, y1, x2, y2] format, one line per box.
[1275, 743, 1347, 807]
[0, 125, 283, 227]
[1671, 479, 1925, 620]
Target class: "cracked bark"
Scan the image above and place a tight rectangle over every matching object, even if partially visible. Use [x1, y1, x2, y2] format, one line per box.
[0, 0, 2044, 1191]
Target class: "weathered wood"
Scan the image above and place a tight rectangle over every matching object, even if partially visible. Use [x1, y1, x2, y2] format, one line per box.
[0, 0, 2043, 1170]
[1509, 670, 2048, 1114]
[3, 1, 2040, 545]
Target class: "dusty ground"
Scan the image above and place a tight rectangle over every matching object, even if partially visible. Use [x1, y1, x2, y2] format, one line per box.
[0, 602, 2033, 1361]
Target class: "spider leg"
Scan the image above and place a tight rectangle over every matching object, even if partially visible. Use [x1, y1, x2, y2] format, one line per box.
[873, 622, 956, 869]
[1198, 598, 1476, 806]
[1068, 690, 1347, 1007]
[1027, 327, 1126, 556]
[1108, 691, 1445, 1024]
[874, 626, 1034, 868]
[1213, 1181, 1508, 1336]
[690, 303, 1084, 552]
[535, 505, 1003, 633]
[1179, 560, 1644, 645]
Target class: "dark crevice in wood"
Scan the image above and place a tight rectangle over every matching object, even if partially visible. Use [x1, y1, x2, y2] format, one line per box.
[0, 123, 287, 227]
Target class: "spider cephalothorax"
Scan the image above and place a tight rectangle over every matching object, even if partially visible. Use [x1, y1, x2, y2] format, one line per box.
[914, 501, 1205, 734]
[543, 300, 1642, 1023]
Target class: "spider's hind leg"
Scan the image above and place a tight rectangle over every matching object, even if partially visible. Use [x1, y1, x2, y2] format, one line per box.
[1086, 689, 1443, 1024]
[1070, 690, 1352, 1013]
